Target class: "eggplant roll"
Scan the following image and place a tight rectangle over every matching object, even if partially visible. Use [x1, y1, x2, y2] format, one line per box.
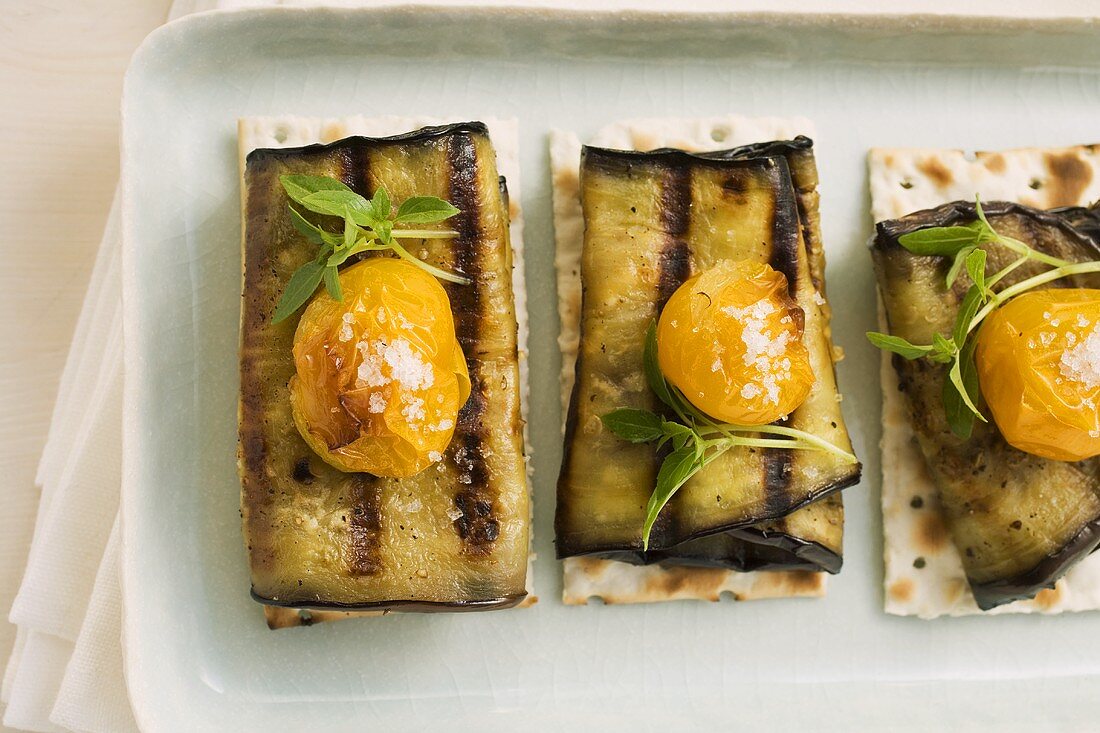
[239, 122, 529, 612]
[873, 200, 1100, 609]
[555, 141, 860, 567]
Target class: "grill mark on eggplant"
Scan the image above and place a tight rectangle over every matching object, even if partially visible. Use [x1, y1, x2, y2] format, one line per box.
[238, 167, 277, 491]
[648, 162, 695, 544]
[335, 148, 386, 577]
[346, 475, 384, 576]
[761, 171, 800, 516]
[656, 164, 694, 310]
[445, 132, 498, 555]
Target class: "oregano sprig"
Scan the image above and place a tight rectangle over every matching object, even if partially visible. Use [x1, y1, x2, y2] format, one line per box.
[868, 195, 1100, 438]
[271, 175, 465, 323]
[600, 323, 858, 550]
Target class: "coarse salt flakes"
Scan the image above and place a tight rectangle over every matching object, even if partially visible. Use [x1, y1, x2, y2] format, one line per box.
[383, 338, 435, 390]
[356, 342, 387, 388]
[402, 396, 426, 423]
[368, 392, 386, 414]
[1060, 322, 1100, 389]
[338, 312, 355, 342]
[722, 299, 790, 406]
[428, 451, 443, 463]
[813, 291, 826, 306]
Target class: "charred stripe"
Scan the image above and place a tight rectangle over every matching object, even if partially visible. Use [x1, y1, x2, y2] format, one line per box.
[445, 132, 499, 554]
[762, 161, 800, 515]
[336, 148, 385, 577]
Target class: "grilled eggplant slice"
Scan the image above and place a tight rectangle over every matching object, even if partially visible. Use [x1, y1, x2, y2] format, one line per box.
[873, 200, 1100, 609]
[555, 142, 860, 566]
[239, 122, 529, 612]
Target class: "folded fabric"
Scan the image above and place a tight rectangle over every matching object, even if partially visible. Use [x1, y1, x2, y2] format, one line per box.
[3, 194, 136, 733]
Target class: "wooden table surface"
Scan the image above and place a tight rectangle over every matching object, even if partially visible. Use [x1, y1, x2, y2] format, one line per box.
[4, 0, 1100, 730]
[0, 2, 172, 727]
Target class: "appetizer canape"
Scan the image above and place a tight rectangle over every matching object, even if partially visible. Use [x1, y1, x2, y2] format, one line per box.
[552, 118, 860, 605]
[869, 144, 1100, 617]
[238, 119, 530, 626]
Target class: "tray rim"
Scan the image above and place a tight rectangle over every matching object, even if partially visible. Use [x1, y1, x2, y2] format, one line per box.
[118, 5, 1100, 732]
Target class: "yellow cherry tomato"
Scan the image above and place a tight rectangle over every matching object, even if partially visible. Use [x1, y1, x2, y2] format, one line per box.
[289, 258, 471, 478]
[656, 259, 814, 425]
[976, 289, 1100, 462]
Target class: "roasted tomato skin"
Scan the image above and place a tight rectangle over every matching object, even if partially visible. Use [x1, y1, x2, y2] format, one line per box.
[656, 259, 814, 426]
[976, 289, 1100, 462]
[289, 258, 470, 478]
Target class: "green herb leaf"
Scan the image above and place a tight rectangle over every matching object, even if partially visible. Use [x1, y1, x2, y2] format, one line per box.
[279, 175, 354, 204]
[866, 331, 934, 360]
[275, 177, 469, 321]
[374, 218, 394, 245]
[944, 337, 985, 438]
[372, 187, 392, 220]
[641, 445, 700, 550]
[643, 322, 675, 408]
[323, 265, 342, 302]
[600, 408, 665, 443]
[952, 285, 985, 345]
[395, 196, 461, 224]
[298, 189, 375, 222]
[289, 206, 324, 244]
[946, 245, 976, 288]
[930, 333, 957, 363]
[897, 223, 982, 256]
[966, 247, 988, 296]
[343, 207, 359, 248]
[272, 260, 326, 324]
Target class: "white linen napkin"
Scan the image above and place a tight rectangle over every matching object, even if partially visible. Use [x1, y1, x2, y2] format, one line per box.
[2, 191, 134, 733]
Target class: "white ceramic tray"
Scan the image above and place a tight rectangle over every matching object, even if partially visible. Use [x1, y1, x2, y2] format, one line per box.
[120, 6, 1100, 731]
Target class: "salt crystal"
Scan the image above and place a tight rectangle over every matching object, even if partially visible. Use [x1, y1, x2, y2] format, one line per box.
[1060, 322, 1100, 389]
[812, 291, 826, 306]
[428, 451, 443, 463]
[368, 392, 386, 414]
[402, 396, 426, 423]
[383, 338, 435, 390]
[338, 312, 355, 342]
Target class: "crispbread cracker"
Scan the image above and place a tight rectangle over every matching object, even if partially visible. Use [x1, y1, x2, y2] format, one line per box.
[239, 116, 535, 628]
[552, 116, 831, 605]
[871, 144, 1100, 618]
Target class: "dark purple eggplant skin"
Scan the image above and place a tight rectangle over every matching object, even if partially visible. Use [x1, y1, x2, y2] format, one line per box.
[874, 200, 1100, 610]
